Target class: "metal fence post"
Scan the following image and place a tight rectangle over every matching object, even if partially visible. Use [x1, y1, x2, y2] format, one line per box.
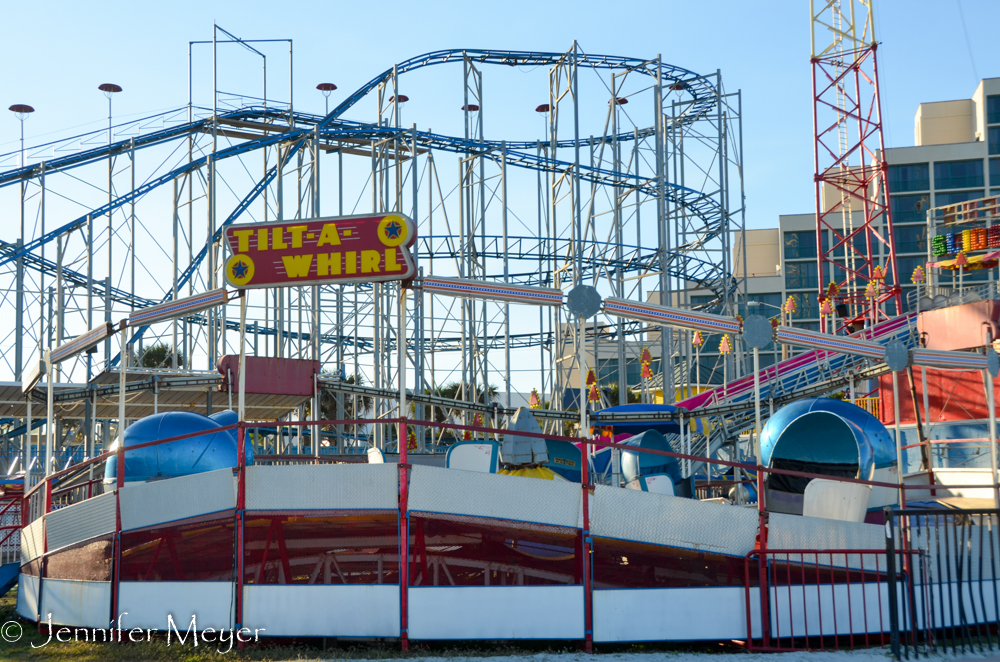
[582, 436, 593, 653]
[886, 508, 901, 660]
[235, 423, 246, 644]
[399, 418, 409, 652]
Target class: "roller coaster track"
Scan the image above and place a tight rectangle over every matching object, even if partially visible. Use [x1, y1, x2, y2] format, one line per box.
[0, 118, 727, 286]
[0, 49, 735, 372]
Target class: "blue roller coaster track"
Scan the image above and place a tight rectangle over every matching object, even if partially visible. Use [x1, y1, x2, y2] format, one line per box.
[0, 48, 735, 361]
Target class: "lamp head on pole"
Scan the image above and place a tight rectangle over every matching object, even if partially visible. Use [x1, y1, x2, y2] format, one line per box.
[98, 83, 123, 99]
[316, 83, 337, 98]
[8, 104, 34, 122]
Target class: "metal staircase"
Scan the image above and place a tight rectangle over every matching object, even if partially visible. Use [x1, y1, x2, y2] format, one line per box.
[676, 313, 918, 472]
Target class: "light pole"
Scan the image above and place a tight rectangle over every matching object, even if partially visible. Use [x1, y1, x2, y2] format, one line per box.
[388, 94, 408, 127]
[9, 104, 34, 383]
[316, 83, 337, 115]
[98, 83, 121, 364]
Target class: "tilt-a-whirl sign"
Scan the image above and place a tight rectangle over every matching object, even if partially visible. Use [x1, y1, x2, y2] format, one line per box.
[223, 213, 417, 289]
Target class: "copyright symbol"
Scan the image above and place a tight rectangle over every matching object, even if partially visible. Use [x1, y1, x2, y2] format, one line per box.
[1, 620, 21, 642]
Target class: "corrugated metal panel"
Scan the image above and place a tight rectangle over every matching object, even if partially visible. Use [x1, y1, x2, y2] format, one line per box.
[407, 465, 581, 529]
[246, 464, 398, 511]
[45, 492, 116, 552]
[768, 511, 886, 570]
[21, 518, 45, 564]
[591, 485, 759, 557]
[217, 356, 319, 396]
[120, 469, 235, 531]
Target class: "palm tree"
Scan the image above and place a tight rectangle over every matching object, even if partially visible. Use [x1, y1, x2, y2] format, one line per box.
[425, 382, 498, 423]
[315, 373, 373, 437]
[133, 343, 186, 369]
[603, 382, 641, 407]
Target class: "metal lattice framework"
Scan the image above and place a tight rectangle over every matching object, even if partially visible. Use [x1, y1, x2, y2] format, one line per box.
[0, 36, 746, 464]
[811, 0, 901, 323]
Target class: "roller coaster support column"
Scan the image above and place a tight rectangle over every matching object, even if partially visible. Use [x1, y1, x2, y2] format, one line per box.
[753, 347, 762, 464]
[655, 54, 673, 403]
[44, 350, 53, 478]
[118, 321, 128, 450]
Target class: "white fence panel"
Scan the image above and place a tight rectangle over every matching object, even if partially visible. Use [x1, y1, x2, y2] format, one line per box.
[118, 581, 234, 631]
[243, 584, 400, 637]
[593, 586, 760, 642]
[408, 586, 583, 640]
[40, 579, 111, 629]
[16, 573, 39, 621]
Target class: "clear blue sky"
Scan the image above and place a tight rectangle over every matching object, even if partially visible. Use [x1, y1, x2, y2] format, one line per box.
[2, 0, 998, 230]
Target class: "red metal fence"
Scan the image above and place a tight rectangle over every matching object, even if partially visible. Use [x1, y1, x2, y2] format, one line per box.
[17, 415, 1000, 651]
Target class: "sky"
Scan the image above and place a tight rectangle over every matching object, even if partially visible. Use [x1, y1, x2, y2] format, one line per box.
[0, 0, 1000, 392]
[0, 0, 998, 390]
[2, 0, 999, 232]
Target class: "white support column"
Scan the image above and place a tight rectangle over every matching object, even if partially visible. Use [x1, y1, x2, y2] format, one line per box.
[985, 366, 998, 509]
[238, 294, 247, 423]
[753, 347, 762, 465]
[399, 287, 408, 453]
[119, 326, 128, 455]
[44, 350, 53, 477]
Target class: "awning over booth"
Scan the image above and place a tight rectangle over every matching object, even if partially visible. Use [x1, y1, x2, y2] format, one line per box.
[927, 251, 1000, 271]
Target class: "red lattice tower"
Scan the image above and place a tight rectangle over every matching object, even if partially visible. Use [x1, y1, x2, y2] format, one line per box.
[811, 0, 900, 327]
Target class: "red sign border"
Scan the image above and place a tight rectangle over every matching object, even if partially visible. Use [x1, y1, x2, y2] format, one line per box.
[222, 213, 418, 290]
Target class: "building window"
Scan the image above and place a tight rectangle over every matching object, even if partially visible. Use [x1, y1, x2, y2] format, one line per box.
[688, 354, 726, 386]
[888, 163, 929, 192]
[597, 357, 660, 388]
[689, 295, 715, 309]
[991, 158, 999, 187]
[784, 231, 824, 259]
[935, 190, 984, 207]
[937, 267, 992, 286]
[890, 194, 930, 225]
[789, 293, 819, 320]
[884, 296, 902, 317]
[988, 95, 1000, 125]
[990, 127, 1000, 156]
[894, 225, 927, 254]
[830, 230, 871, 259]
[785, 261, 818, 290]
[897, 256, 926, 287]
[934, 160, 984, 190]
[739, 292, 783, 317]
